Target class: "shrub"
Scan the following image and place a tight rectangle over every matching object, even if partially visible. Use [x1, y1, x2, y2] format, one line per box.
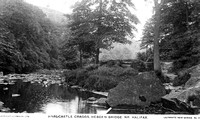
[84, 75, 118, 91]
[171, 56, 199, 73]
[137, 52, 152, 62]
[64, 69, 88, 85]
[65, 61, 80, 70]
[106, 60, 116, 67]
[85, 66, 138, 91]
[89, 66, 129, 76]
[76, 69, 88, 86]
[84, 64, 99, 71]
[171, 59, 186, 72]
[84, 75, 98, 90]
[89, 66, 113, 76]
[130, 60, 154, 72]
[64, 65, 138, 91]
[119, 67, 138, 76]
[173, 71, 191, 86]
[100, 60, 122, 67]
[130, 60, 146, 72]
[64, 70, 77, 84]
[94, 76, 118, 91]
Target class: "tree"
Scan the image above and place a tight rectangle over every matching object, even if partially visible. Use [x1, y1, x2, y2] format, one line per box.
[161, 0, 200, 69]
[0, 0, 62, 73]
[67, 0, 139, 65]
[140, 18, 155, 50]
[152, 0, 164, 75]
[141, 0, 200, 71]
[142, 0, 164, 74]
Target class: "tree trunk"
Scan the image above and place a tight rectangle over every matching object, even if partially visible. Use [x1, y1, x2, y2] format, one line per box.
[80, 49, 83, 68]
[153, 0, 163, 75]
[95, 48, 100, 64]
[185, 1, 189, 30]
[94, 0, 102, 65]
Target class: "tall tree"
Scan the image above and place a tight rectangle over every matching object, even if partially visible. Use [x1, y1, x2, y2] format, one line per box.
[141, 0, 200, 70]
[67, 0, 139, 65]
[153, 0, 164, 75]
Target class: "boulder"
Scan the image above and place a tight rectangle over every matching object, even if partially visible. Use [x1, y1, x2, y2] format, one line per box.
[1, 107, 10, 112]
[0, 101, 4, 106]
[162, 87, 200, 113]
[162, 69, 200, 114]
[161, 64, 200, 113]
[0, 72, 3, 77]
[107, 72, 166, 107]
[185, 77, 200, 88]
[184, 64, 200, 88]
[170, 64, 200, 87]
[87, 97, 97, 101]
[96, 98, 107, 106]
[172, 72, 191, 86]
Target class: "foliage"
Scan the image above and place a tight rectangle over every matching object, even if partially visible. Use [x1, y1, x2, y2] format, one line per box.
[84, 75, 117, 91]
[64, 66, 138, 91]
[130, 60, 144, 72]
[137, 49, 153, 62]
[140, 18, 155, 50]
[100, 60, 123, 67]
[0, 0, 62, 74]
[66, 0, 139, 64]
[141, 0, 200, 71]
[84, 64, 99, 71]
[64, 69, 87, 85]
[100, 46, 133, 61]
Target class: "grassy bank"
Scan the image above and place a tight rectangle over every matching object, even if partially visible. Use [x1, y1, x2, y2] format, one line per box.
[64, 65, 138, 92]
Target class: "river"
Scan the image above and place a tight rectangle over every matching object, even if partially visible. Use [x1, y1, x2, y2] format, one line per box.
[0, 79, 108, 114]
[0, 76, 182, 114]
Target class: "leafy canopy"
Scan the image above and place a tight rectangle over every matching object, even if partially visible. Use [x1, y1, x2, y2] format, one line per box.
[66, 0, 139, 57]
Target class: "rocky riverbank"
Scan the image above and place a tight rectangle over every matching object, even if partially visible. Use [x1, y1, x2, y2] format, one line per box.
[1, 62, 200, 114]
[81, 63, 200, 114]
[0, 69, 67, 86]
[161, 64, 200, 114]
[0, 69, 68, 112]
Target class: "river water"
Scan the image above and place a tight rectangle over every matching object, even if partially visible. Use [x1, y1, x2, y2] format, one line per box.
[0, 79, 108, 114]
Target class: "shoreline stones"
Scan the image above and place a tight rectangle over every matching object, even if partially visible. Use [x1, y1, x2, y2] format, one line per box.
[162, 64, 200, 113]
[0, 101, 4, 106]
[96, 98, 107, 106]
[12, 94, 20, 97]
[1, 107, 10, 112]
[87, 97, 97, 101]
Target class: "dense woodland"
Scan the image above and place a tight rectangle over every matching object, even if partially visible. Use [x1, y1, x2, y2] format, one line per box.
[0, 0, 64, 74]
[1, 0, 200, 75]
[140, 0, 200, 72]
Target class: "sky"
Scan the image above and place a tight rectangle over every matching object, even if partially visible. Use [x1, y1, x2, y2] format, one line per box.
[24, 0, 154, 59]
[25, 0, 76, 13]
[24, 0, 153, 27]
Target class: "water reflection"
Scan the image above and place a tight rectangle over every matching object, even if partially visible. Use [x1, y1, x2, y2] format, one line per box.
[0, 80, 107, 114]
[42, 97, 97, 114]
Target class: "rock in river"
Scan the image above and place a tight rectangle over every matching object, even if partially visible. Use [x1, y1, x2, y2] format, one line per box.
[87, 97, 97, 101]
[96, 98, 107, 106]
[1, 107, 10, 112]
[162, 64, 200, 113]
[12, 94, 20, 97]
[0, 101, 4, 106]
[107, 72, 166, 107]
